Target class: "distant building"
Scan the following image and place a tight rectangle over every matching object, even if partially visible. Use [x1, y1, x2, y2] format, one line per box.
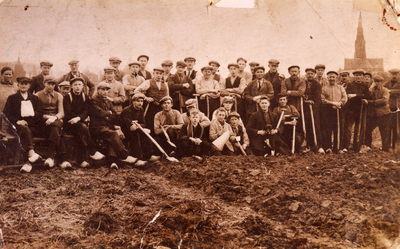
[14, 56, 26, 80]
[344, 12, 384, 73]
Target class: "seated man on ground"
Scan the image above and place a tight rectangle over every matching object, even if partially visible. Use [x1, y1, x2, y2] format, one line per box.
[209, 107, 236, 156]
[181, 98, 211, 128]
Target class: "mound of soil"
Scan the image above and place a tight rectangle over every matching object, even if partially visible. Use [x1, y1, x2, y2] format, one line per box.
[0, 148, 399, 248]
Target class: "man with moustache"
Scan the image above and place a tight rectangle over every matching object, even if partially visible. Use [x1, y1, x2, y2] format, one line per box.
[137, 55, 152, 80]
[281, 65, 306, 111]
[264, 59, 285, 109]
[58, 60, 96, 97]
[168, 61, 194, 112]
[29, 61, 54, 94]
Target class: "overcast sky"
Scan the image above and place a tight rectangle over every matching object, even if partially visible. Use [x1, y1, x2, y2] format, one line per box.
[0, 0, 399, 78]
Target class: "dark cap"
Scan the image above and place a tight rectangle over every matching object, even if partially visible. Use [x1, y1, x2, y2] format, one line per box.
[137, 55, 149, 61]
[227, 63, 239, 69]
[327, 71, 339, 76]
[132, 92, 146, 100]
[227, 111, 241, 120]
[364, 72, 372, 77]
[153, 67, 164, 73]
[68, 60, 79, 65]
[340, 71, 350, 76]
[97, 82, 111, 90]
[40, 61, 53, 67]
[315, 64, 326, 70]
[268, 59, 280, 65]
[159, 96, 173, 104]
[44, 76, 57, 84]
[201, 66, 213, 72]
[249, 61, 260, 66]
[70, 77, 84, 85]
[352, 70, 364, 75]
[109, 57, 122, 62]
[254, 66, 266, 72]
[161, 60, 173, 66]
[128, 61, 141, 67]
[305, 68, 316, 73]
[389, 68, 400, 74]
[208, 60, 220, 67]
[288, 65, 300, 71]
[176, 61, 187, 67]
[184, 57, 196, 62]
[104, 66, 116, 73]
[16, 77, 31, 84]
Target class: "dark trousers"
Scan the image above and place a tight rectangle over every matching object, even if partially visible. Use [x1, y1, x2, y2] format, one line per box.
[16, 124, 35, 152]
[251, 134, 290, 156]
[321, 105, 341, 152]
[365, 114, 391, 152]
[154, 128, 179, 156]
[179, 139, 211, 157]
[198, 97, 219, 119]
[342, 109, 362, 151]
[124, 129, 154, 160]
[304, 104, 322, 150]
[64, 122, 96, 163]
[91, 127, 128, 160]
[144, 102, 162, 133]
[281, 124, 303, 153]
[38, 120, 66, 159]
[389, 112, 399, 149]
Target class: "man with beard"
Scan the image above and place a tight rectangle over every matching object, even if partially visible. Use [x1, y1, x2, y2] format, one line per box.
[341, 70, 370, 153]
[63, 78, 105, 168]
[3, 77, 42, 172]
[168, 61, 194, 112]
[264, 59, 285, 109]
[303, 68, 324, 154]
[58, 60, 95, 97]
[137, 55, 152, 80]
[384, 68, 400, 150]
[281, 65, 306, 111]
[29, 61, 54, 94]
[321, 71, 347, 153]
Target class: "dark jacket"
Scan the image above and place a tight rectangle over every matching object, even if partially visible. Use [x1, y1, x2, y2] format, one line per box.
[119, 105, 146, 132]
[3, 92, 42, 127]
[58, 72, 96, 97]
[384, 80, 400, 111]
[185, 70, 197, 80]
[63, 92, 89, 122]
[89, 94, 118, 134]
[168, 73, 194, 109]
[304, 79, 322, 106]
[281, 77, 306, 110]
[366, 87, 391, 117]
[243, 79, 274, 115]
[138, 70, 152, 80]
[29, 74, 45, 94]
[264, 71, 285, 103]
[344, 81, 370, 112]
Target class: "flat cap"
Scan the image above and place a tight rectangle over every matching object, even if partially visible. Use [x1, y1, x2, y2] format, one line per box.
[277, 92, 288, 97]
[59, 81, 71, 87]
[137, 55, 149, 61]
[268, 59, 280, 65]
[184, 57, 196, 62]
[236, 57, 247, 63]
[161, 60, 173, 66]
[364, 72, 372, 77]
[288, 65, 300, 71]
[97, 82, 111, 89]
[254, 66, 266, 72]
[176, 61, 187, 67]
[159, 95, 173, 104]
[128, 61, 141, 67]
[259, 95, 270, 101]
[327, 71, 338, 76]
[185, 98, 197, 107]
[249, 61, 260, 66]
[16, 77, 31, 84]
[315, 64, 325, 70]
[372, 75, 384, 82]
[40, 61, 53, 67]
[208, 60, 220, 67]
[340, 71, 350, 76]
[109, 57, 122, 62]
[44, 76, 57, 84]
[227, 63, 239, 69]
[132, 92, 146, 100]
[153, 67, 164, 72]
[352, 70, 364, 75]
[222, 96, 234, 103]
[70, 77, 84, 85]
[201, 66, 213, 72]
[227, 111, 241, 120]
[389, 68, 400, 74]
[104, 66, 116, 72]
[305, 68, 316, 73]
[68, 60, 79, 65]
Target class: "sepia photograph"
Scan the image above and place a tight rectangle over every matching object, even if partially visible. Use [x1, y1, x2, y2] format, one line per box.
[0, 0, 400, 247]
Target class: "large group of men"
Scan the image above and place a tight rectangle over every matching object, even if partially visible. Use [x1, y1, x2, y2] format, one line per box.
[0, 55, 399, 173]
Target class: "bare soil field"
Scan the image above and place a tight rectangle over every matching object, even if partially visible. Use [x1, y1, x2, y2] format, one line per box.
[1, 148, 400, 248]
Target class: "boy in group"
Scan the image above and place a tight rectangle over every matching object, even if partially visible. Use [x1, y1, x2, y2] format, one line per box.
[209, 107, 235, 156]
[220, 63, 247, 121]
[194, 66, 220, 118]
[212, 96, 243, 126]
[321, 71, 348, 153]
[90, 83, 138, 169]
[122, 61, 145, 101]
[97, 67, 126, 115]
[63, 77, 105, 168]
[36, 77, 71, 169]
[3, 77, 42, 172]
[272, 94, 302, 154]
[177, 109, 211, 159]
[120, 93, 160, 165]
[236, 57, 253, 84]
[181, 98, 211, 128]
[246, 96, 289, 156]
[227, 111, 251, 155]
[168, 60, 194, 112]
[154, 96, 184, 157]
[243, 66, 274, 122]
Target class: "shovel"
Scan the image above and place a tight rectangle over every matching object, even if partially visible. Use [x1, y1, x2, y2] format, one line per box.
[309, 104, 318, 148]
[161, 126, 177, 148]
[336, 108, 341, 152]
[132, 121, 179, 162]
[394, 97, 400, 161]
[235, 136, 247, 156]
[291, 117, 298, 155]
[359, 104, 369, 154]
[300, 97, 306, 139]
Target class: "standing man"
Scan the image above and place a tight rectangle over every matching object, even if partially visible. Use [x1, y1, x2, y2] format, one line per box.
[321, 71, 347, 153]
[314, 64, 328, 87]
[134, 67, 169, 133]
[342, 69, 370, 153]
[107, 57, 125, 82]
[63, 77, 105, 168]
[58, 60, 96, 97]
[161, 60, 174, 83]
[96, 67, 126, 114]
[339, 71, 351, 89]
[193, 66, 220, 118]
[264, 59, 285, 109]
[281, 65, 306, 111]
[209, 60, 224, 85]
[184, 57, 198, 80]
[0, 67, 17, 137]
[122, 61, 145, 99]
[243, 66, 274, 122]
[36, 77, 71, 168]
[168, 61, 194, 112]
[364, 72, 372, 87]
[90, 83, 137, 169]
[363, 75, 391, 152]
[249, 61, 260, 81]
[137, 55, 152, 80]
[303, 68, 324, 153]
[237, 57, 253, 84]
[3, 77, 42, 172]
[29, 61, 53, 94]
[384, 68, 400, 150]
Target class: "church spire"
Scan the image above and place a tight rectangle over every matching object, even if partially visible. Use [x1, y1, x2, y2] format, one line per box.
[354, 12, 366, 59]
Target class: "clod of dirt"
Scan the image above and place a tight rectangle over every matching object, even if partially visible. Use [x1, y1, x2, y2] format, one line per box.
[84, 212, 116, 234]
